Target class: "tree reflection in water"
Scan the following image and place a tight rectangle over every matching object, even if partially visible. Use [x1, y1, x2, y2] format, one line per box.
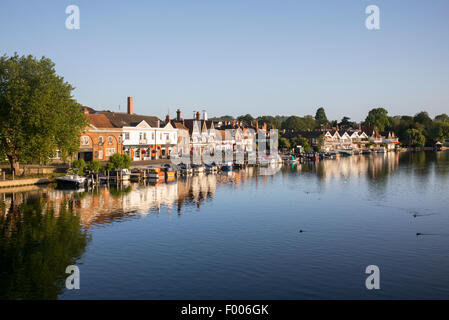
[0, 197, 91, 300]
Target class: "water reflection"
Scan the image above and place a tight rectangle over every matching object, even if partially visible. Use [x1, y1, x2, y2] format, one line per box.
[1, 152, 448, 228]
[0, 197, 91, 299]
[1, 151, 449, 299]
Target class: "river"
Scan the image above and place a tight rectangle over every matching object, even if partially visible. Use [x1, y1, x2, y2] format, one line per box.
[1, 151, 449, 299]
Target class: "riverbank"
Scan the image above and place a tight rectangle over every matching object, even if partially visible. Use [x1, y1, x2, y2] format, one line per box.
[0, 178, 51, 188]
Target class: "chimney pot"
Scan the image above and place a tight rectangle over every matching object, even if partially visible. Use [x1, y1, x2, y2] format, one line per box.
[203, 110, 208, 121]
[127, 97, 133, 115]
[166, 114, 170, 123]
[196, 111, 201, 121]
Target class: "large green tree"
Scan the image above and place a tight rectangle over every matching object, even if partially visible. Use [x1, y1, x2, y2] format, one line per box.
[0, 54, 86, 174]
[406, 128, 426, 147]
[314, 107, 328, 126]
[364, 108, 390, 132]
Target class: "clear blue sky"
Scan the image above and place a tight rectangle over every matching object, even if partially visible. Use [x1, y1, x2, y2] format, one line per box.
[1, 0, 448, 121]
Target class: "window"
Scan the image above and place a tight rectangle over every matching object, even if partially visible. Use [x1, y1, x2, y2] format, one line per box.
[106, 148, 115, 157]
[124, 132, 130, 140]
[98, 150, 103, 160]
[160, 133, 162, 140]
[81, 136, 90, 145]
[152, 133, 155, 140]
[118, 136, 122, 144]
[99, 136, 104, 145]
[108, 136, 113, 145]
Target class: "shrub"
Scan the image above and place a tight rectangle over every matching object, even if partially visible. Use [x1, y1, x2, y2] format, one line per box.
[107, 154, 132, 170]
[87, 160, 103, 173]
[72, 159, 86, 175]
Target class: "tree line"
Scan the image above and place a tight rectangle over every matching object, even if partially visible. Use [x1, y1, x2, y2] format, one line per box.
[214, 107, 449, 148]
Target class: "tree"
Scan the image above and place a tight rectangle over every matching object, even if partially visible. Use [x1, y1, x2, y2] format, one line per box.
[0, 53, 86, 174]
[281, 116, 303, 131]
[364, 108, 390, 131]
[87, 160, 103, 173]
[435, 113, 449, 123]
[278, 137, 291, 150]
[302, 115, 317, 130]
[430, 121, 449, 142]
[257, 115, 280, 129]
[314, 107, 328, 126]
[107, 154, 131, 170]
[290, 136, 311, 152]
[237, 114, 254, 126]
[406, 129, 425, 147]
[339, 116, 352, 128]
[72, 159, 86, 175]
[414, 111, 433, 127]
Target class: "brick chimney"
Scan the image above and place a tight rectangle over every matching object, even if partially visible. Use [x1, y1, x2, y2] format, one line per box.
[196, 111, 201, 121]
[127, 97, 133, 115]
[176, 109, 181, 121]
[165, 114, 170, 123]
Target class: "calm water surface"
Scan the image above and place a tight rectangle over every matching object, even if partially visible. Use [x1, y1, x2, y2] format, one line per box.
[1, 151, 449, 299]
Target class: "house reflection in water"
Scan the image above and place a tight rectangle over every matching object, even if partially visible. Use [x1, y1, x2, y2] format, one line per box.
[0, 154, 407, 228]
[1, 171, 252, 228]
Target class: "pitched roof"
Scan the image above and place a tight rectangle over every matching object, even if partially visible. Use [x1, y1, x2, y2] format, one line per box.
[169, 120, 189, 131]
[182, 119, 215, 135]
[86, 114, 115, 128]
[97, 111, 160, 128]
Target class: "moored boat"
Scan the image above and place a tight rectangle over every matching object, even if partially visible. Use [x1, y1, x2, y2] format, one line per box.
[147, 167, 165, 180]
[205, 163, 218, 172]
[55, 174, 89, 188]
[221, 162, 233, 171]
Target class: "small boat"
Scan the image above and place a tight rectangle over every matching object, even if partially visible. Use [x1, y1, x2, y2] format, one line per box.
[205, 163, 218, 172]
[339, 150, 352, 157]
[163, 166, 176, 180]
[147, 167, 165, 180]
[55, 174, 89, 188]
[221, 162, 233, 171]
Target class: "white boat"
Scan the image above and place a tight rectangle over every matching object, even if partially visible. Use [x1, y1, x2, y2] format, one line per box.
[55, 174, 89, 188]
